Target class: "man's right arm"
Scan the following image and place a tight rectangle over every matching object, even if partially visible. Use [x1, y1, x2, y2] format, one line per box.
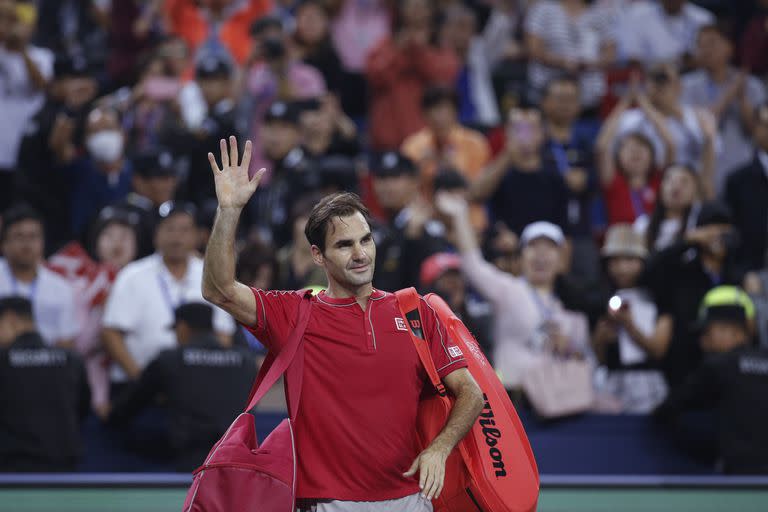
[202, 207, 257, 325]
[201, 136, 266, 326]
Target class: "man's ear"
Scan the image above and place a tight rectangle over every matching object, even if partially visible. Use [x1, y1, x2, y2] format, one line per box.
[310, 245, 324, 267]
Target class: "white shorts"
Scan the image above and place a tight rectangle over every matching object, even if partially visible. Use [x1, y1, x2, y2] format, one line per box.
[297, 492, 433, 512]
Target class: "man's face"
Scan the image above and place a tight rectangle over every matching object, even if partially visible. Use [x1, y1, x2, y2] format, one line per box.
[696, 29, 731, 70]
[701, 321, 747, 353]
[198, 76, 231, 107]
[155, 214, 197, 262]
[134, 174, 178, 206]
[174, 322, 192, 345]
[372, 173, 417, 213]
[433, 270, 465, 308]
[522, 237, 560, 286]
[262, 121, 300, 161]
[697, 223, 735, 259]
[542, 81, 581, 126]
[0, 0, 15, 42]
[1, 220, 44, 269]
[647, 67, 681, 111]
[313, 213, 376, 290]
[441, 12, 476, 52]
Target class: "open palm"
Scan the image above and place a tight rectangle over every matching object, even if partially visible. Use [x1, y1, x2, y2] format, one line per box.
[208, 136, 266, 209]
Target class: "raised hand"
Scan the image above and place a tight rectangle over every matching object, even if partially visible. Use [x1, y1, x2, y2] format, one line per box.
[208, 136, 265, 210]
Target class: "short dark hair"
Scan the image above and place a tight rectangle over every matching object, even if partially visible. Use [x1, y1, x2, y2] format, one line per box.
[421, 85, 459, 112]
[541, 74, 580, 98]
[0, 296, 34, 320]
[304, 193, 371, 253]
[0, 204, 44, 243]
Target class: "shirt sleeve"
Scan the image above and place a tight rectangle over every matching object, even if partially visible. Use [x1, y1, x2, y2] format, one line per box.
[102, 269, 141, 332]
[211, 305, 236, 335]
[524, 2, 549, 38]
[420, 297, 468, 379]
[241, 289, 304, 353]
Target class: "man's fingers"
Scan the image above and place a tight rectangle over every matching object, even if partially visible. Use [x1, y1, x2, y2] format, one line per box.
[242, 139, 253, 170]
[208, 152, 221, 174]
[229, 135, 238, 167]
[219, 138, 230, 169]
[403, 456, 419, 477]
[423, 464, 435, 499]
[434, 468, 445, 499]
[252, 168, 266, 184]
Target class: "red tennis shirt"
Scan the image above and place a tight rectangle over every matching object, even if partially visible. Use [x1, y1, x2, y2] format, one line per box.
[245, 288, 467, 501]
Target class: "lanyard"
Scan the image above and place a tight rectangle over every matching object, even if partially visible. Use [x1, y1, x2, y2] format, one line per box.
[524, 280, 556, 321]
[4, 263, 38, 303]
[629, 188, 646, 218]
[157, 272, 186, 314]
[550, 141, 570, 176]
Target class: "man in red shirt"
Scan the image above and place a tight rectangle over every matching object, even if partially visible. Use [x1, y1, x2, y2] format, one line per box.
[202, 137, 484, 511]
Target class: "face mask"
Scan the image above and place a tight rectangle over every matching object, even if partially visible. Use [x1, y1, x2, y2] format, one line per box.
[86, 130, 124, 163]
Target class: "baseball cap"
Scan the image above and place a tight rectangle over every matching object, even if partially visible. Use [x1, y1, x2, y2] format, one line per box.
[169, 302, 214, 330]
[250, 15, 283, 37]
[158, 200, 198, 222]
[132, 149, 177, 178]
[696, 201, 733, 228]
[420, 252, 462, 288]
[264, 101, 301, 125]
[369, 151, 417, 177]
[696, 285, 755, 329]
[54, 54, 92, 79]
[520, 221, 565, 247]
[601, 224, 648, 259]
[195, 54, 233, 79]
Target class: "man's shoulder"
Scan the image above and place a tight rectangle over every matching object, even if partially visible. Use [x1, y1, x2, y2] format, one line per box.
[38, 265, 75, 293]
[684, 3, 714, 24]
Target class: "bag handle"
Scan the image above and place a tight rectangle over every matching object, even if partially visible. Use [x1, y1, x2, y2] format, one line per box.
[243, 289, 313, 418]
[394, 288, 446, 397]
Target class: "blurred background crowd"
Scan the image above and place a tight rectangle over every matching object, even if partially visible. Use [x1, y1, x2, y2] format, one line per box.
[1, 0, 768, 476]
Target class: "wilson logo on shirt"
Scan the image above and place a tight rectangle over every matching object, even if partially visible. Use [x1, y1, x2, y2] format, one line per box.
[448, 346, 463, 358]
[395, 317, 408, 331]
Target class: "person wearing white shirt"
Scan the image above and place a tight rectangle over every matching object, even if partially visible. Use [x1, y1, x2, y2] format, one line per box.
[102, 203, 236, 389]
[0, 206, 79, 347]
[618, 0, 713, 66]
[0, 0, 53, 211]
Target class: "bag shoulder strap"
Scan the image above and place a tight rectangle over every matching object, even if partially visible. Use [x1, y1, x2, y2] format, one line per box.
[394, 288, 446, 397]
[244, 289, 313, 415]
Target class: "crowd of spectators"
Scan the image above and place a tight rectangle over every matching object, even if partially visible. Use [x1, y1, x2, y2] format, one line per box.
[1, 0, 768, 474]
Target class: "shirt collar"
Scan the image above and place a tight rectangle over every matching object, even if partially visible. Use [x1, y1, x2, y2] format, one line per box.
[317, 288, 386, 305]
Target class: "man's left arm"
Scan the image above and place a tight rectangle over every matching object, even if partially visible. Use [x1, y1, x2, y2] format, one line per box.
[404, 368, 484, 500]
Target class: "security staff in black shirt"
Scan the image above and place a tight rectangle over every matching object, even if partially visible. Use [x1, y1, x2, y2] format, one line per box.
[655, 286, 768, 474]
[370, 151, 448, 292]
[108, 302, 257, 471]
[0, 297, 90, 471]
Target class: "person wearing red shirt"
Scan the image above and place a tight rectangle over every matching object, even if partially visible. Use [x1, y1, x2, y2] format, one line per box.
[202, 137, 484, 510]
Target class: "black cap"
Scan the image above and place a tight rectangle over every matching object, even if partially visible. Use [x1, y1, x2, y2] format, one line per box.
[696, 201, 733, 228]
[54, 54, 92, 79]
[132, 149, 177, 178]
[170, 302, 214, 331]
[158, 200, 198, 222]
[195, 54, 233, 79]
[369, 151, 417, 177]
[264, 101, 301, 125]
[250, 15, 283, 37]
[0, 296, 34, 319]
[433, 168, 468, 192]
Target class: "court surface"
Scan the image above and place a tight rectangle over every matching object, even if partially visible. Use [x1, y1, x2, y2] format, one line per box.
[1, 486, 767, 512]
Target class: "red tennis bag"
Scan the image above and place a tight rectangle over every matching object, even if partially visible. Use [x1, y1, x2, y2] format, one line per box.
[183, 292, 312, 512]
[395, 288, 539, 512]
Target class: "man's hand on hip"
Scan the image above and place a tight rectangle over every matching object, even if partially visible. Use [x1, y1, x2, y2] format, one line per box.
[403, 444, 451, 500]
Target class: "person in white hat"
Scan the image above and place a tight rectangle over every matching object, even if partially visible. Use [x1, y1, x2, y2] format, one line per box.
[436, 191, 593, 393]
[592, 224, 670, 414]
